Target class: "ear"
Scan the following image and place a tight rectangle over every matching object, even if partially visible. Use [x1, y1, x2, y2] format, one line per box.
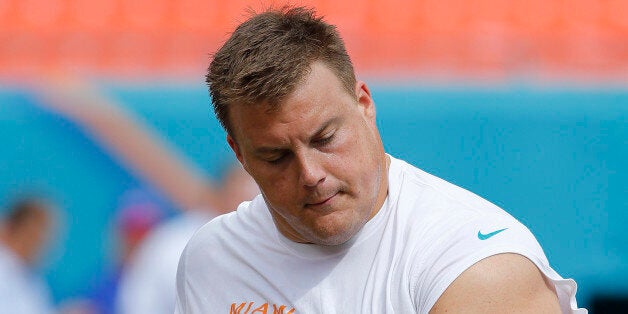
[227, 134, 244, 166]
[355, 80, 376, 122]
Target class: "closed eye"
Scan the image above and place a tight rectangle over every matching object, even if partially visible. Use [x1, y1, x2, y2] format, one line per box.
[313, 133, 335, 146]
[265, 152, 290, 164]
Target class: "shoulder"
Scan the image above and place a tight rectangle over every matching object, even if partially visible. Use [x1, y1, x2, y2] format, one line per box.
[188, 196, 265, 243]
[143, 213, 210, 251]
[390, 159, 558, 312]
[389, 157, 583, 313]
[390, 157, 541, 254]
[430, 253, 561, 313]
[407, 205, 551, 303]
[178, 195, 271, 272]
[392, 156, 507, 218]
[391, 157, 526, 248]
[175, 196, 275, 311]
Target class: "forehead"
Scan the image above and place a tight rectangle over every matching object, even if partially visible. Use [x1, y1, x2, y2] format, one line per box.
[229, 62, 354, 145]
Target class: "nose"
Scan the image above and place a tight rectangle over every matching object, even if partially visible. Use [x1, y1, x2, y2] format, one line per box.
[296, 151, 326, 188]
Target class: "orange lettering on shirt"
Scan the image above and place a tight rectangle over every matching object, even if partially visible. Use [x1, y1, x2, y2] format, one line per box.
[230, 302, 247, 314]
[272, 304, 296, 314]
[272, 304, 286, 314]
[251, 302, 269, 314]
[243, 302, 254, 314]
[231, 302, 294, 314]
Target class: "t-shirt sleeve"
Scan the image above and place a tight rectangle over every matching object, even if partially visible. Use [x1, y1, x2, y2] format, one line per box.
[410, 214, 587, 314]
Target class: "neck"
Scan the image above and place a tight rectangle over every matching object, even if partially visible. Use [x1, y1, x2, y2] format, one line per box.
[368, 154, 390, 221]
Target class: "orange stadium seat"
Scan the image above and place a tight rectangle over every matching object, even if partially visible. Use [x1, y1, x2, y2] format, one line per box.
[0, 0, 626, 79]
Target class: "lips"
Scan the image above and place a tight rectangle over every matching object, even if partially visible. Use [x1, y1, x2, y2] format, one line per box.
[305, 191, 339, 208]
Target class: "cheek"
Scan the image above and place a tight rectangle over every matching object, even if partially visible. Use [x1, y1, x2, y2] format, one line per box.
[341, 132, 376, 173]
[253, 168, 296, 205]
[346, 135, 382, 196]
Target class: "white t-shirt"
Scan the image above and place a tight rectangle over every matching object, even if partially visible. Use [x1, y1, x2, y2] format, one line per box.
[0, 244, 54, 314]
[117, 211, 212, 314]
[175, 155, 586, 313]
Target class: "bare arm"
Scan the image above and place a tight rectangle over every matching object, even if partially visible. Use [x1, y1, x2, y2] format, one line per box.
[430, 253, 561, 313]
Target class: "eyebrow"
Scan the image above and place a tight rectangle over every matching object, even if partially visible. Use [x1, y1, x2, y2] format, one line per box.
[253, 116, 342, 155]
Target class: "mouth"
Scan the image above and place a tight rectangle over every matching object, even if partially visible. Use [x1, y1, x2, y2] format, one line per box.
[305, 192, 339, 208]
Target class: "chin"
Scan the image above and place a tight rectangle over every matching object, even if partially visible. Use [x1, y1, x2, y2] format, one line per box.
[310, 234, 353, 246]
[308, 217, 363, 246]
[315, 231, 354, 246]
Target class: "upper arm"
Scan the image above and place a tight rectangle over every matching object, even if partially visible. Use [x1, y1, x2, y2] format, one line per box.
[429, 253, 561, 314]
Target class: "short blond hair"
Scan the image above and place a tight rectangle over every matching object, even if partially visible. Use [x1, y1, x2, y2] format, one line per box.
[206, 6, 356, 137]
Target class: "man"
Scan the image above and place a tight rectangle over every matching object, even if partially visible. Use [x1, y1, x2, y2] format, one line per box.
[0, 198, 55, 314]
[175, 7, 586, 313]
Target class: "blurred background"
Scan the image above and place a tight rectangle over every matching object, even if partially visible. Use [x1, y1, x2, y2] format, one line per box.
[0, 0, 626, 313]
